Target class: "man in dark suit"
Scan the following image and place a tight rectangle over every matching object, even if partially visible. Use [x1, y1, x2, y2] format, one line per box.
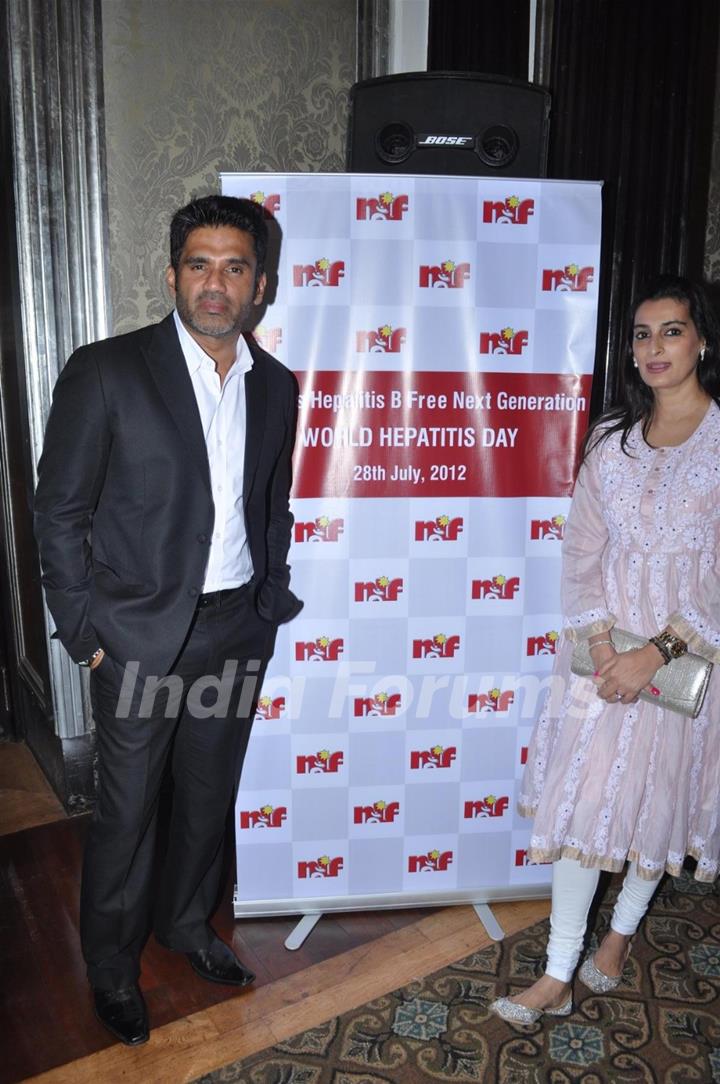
[34, 195, 301, 1046]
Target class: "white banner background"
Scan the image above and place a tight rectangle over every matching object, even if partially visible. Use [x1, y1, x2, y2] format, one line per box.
[221, 172, 601, 916]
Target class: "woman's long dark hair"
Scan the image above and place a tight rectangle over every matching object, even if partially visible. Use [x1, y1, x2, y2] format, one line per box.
[581, 275, 720, 464]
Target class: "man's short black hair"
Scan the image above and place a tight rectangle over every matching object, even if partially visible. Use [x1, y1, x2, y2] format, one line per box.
[169, 195, 268, 279]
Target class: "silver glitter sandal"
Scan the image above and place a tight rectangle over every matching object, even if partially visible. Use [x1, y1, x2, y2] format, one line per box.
[487, 994, 573, 1026]
[577, 953, 623, 993]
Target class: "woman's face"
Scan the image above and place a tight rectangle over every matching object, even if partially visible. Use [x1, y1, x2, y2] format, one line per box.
[632, 297, 705, 395]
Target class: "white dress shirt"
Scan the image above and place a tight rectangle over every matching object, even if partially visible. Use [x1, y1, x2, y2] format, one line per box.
[173, 311, 254, 591]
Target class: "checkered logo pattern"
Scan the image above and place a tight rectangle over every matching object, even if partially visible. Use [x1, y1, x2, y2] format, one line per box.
[223, 173, 601, 910]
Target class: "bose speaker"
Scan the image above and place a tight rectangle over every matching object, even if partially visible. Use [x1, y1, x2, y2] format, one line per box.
[347, 72, 550, 177]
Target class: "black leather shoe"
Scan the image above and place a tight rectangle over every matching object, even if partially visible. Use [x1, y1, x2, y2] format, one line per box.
[186, 937, 256, 987]
[93, 984, 149, 1046]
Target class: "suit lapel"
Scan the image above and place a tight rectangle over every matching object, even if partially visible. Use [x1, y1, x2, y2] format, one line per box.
[142, 315, 212, 494]
[243, 335, 268, 504]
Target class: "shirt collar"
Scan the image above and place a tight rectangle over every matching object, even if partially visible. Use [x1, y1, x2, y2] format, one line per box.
[173, 310, 254, 379]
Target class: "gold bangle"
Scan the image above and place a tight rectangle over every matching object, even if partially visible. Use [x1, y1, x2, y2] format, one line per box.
[589, 639, 613, 649]
[648, 636, 672, 665]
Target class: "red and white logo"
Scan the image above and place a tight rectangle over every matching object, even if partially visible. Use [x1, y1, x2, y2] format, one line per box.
[410, 744, 457, 770]
[515, 849, 551, 867]
[464, 794, 510, 819]
[238, 804, 287, 830]
[295, 516, 344, 543]
[353, 800, 400, 824]
[530, 514, 566, 541]
[541, 263, 594, 292]
[295, 636, 344, 662]
[353, 692, 402, 717]
[467, 688, 515, 714]
[252, 325, 283, 353]
[414, 515, 464, 542]
[355, 325, 407, 353]
[293, 258, 345, 287]
[255, 695, 285, 721]
[408, 849, 454, 873]
[297, 855, 344, 879]
[296, 749, 344, 775]
[526, 630, 560, 656]
[354, 576, 404, 603]
[250, 190, 281, 216]
[479, 327, 529, 356]
[412, 633, 461, 660]
[356, 192, 409, 221]
[472, 574, 521, 601]
[482, 195, 534, 225]
[419, 259, 470, 289]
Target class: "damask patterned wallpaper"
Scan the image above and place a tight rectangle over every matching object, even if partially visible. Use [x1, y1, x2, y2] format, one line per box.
[101, 0, 356, 332]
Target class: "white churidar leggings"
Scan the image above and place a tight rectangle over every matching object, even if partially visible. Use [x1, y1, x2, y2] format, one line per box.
[544, 857, 661, 982]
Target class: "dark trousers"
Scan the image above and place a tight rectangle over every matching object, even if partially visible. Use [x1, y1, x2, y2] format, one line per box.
[81, 584, 273, 991]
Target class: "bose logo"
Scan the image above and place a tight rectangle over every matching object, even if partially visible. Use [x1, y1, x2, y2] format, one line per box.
[418, 135, 474, 146]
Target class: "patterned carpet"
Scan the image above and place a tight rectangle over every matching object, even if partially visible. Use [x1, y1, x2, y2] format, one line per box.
[197, 871, 720, 1083]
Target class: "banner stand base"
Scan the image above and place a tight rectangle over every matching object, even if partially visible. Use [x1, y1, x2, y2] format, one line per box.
[285, 912, 323, 950]
[473, 902, 505, 941]
[283, 903, 505, 951]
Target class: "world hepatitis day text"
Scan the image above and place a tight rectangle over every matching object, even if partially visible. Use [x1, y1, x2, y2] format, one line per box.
[302, 425, 517, 448]
[298, 387, 587, 449]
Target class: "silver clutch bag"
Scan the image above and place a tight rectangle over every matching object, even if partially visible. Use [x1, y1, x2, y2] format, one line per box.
[570, 628, 712, 719]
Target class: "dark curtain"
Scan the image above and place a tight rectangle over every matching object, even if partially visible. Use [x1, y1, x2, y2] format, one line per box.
[546, 0, 719, 415]
[426, 0, 720, 417]
[428, 0, 530, 80]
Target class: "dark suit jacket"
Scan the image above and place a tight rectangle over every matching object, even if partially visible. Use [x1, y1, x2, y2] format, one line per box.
[34, 313, 302, 677]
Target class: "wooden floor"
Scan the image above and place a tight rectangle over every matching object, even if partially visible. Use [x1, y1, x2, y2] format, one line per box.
[0, 742, 65, 836]
[1, 742, 550, 1083]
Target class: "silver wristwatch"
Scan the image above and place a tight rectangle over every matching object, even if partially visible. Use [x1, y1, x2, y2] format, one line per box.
[79, 647, 104, 668]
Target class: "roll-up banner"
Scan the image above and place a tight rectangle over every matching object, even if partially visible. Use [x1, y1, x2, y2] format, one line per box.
[221, 173, 601, 917]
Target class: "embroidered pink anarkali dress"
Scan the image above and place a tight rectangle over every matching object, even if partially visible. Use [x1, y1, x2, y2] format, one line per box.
[519, 403, 720, 881]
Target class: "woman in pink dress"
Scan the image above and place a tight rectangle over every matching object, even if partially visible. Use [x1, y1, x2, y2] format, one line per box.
[490, 275, 720, 1025]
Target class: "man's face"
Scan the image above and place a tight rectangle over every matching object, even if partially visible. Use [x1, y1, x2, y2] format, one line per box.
[166, 226, 266, 341]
